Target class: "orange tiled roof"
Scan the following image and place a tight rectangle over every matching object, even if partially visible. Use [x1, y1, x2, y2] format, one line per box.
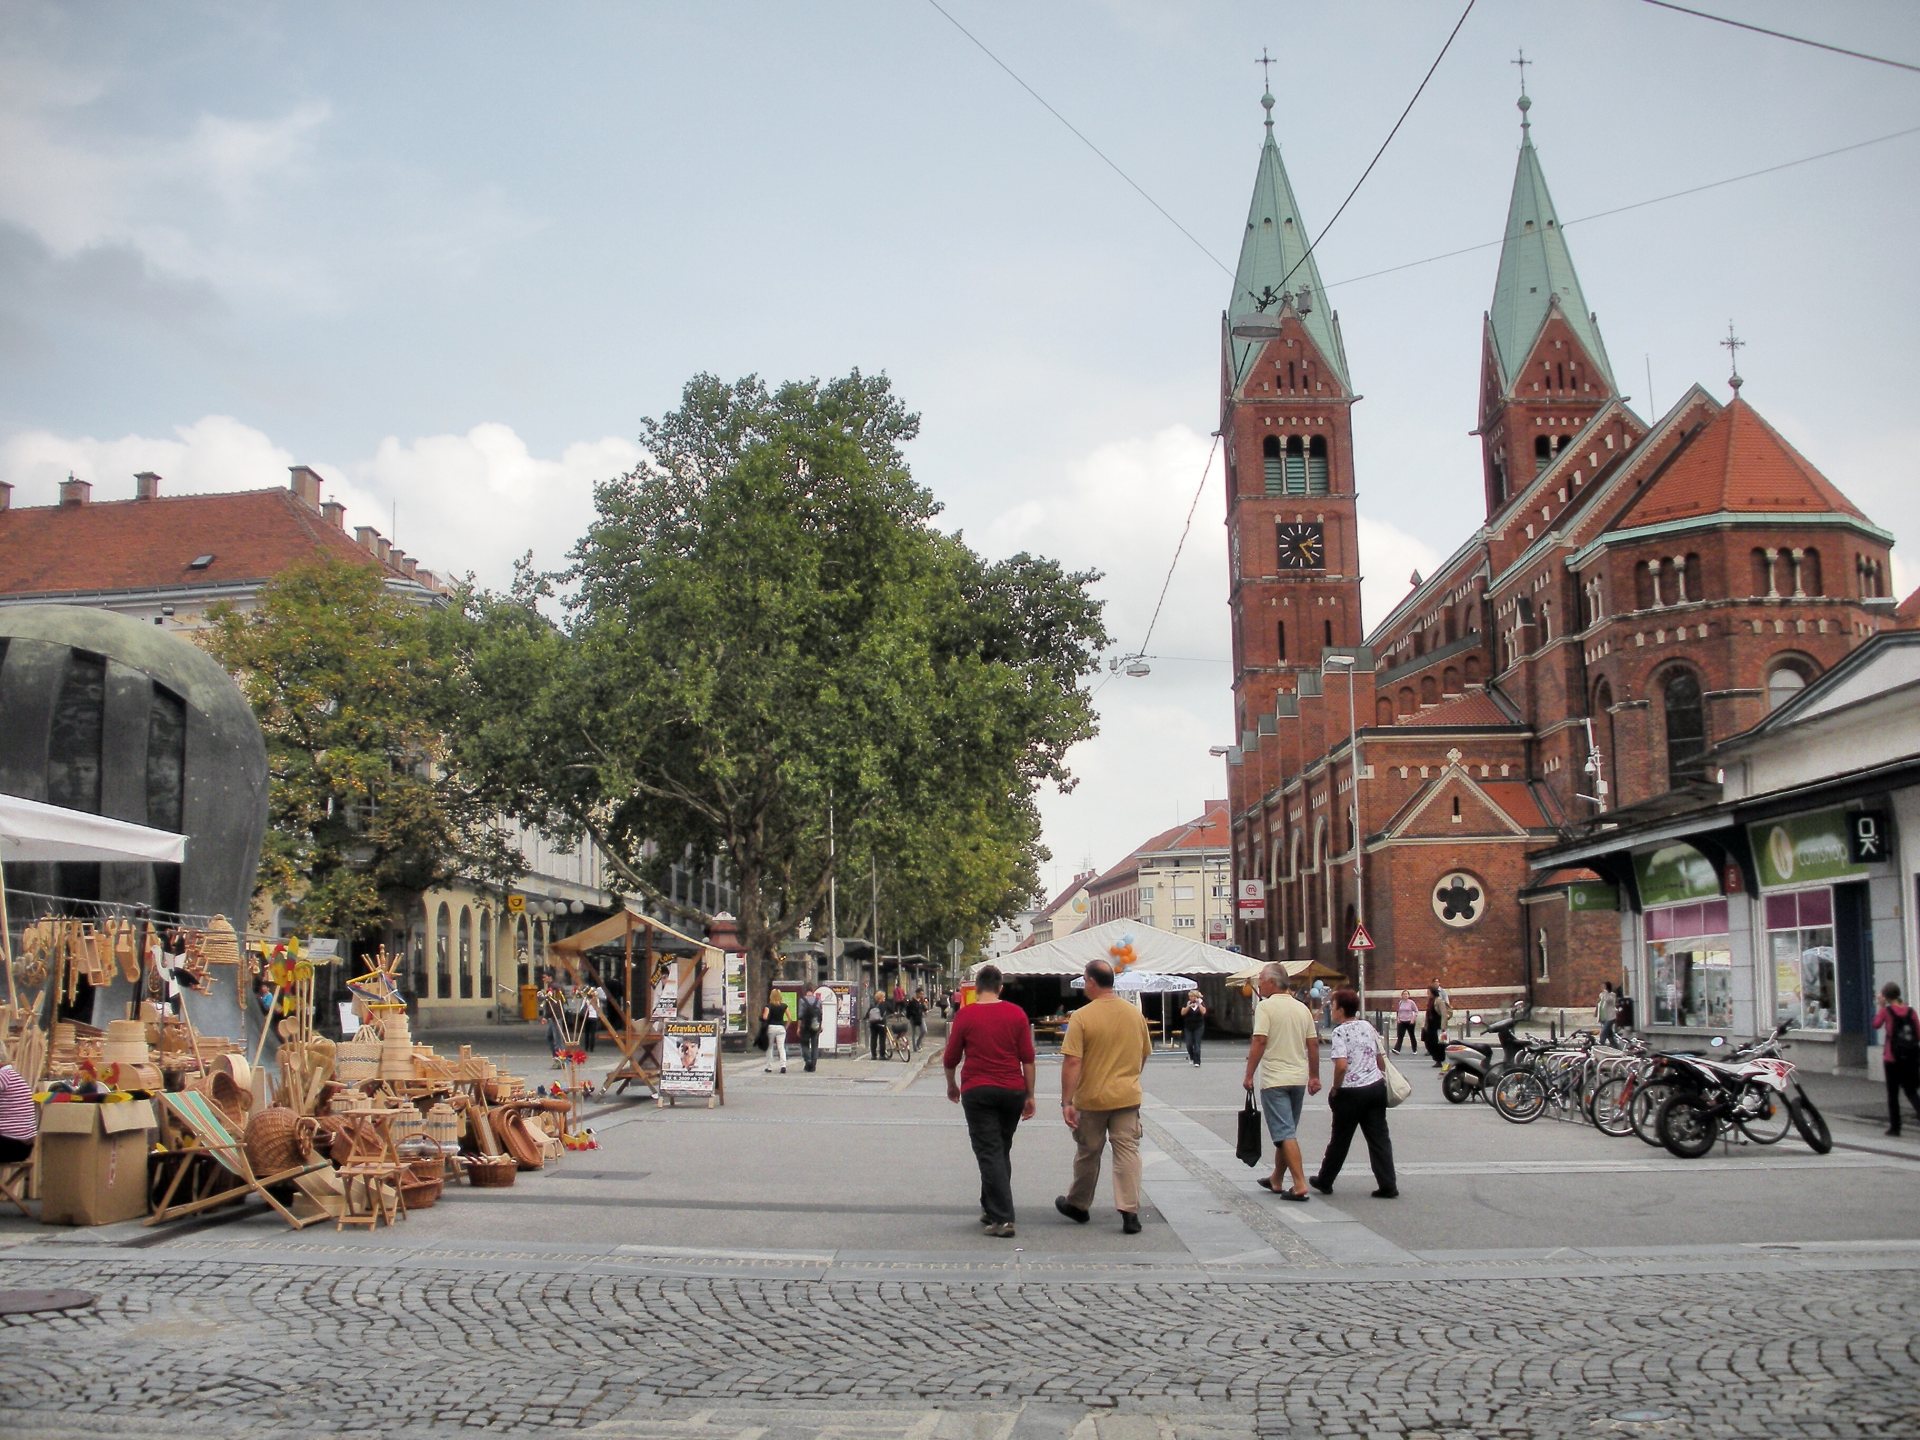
[0, 488, 410, 597]
[1479, 780, 1549, 828]
[1087, 801, 1229, 894]
[1619, 396, 1867, 528]
[1897, 586, 1920, 625]
[1395, 691, 1515, 728]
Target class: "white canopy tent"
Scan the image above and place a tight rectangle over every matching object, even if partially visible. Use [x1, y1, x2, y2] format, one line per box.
[1, 792, 189, 1008]
[983, 919, 1246, 979]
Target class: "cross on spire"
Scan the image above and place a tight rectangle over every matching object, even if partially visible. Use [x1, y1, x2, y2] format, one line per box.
[1511, 48, 1531, 97]
[1721, 320, 1746, 392]
[1257, 47, 1275, 92]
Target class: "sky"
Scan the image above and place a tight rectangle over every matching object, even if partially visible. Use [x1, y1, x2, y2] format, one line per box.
[4, 1, 1919, 908]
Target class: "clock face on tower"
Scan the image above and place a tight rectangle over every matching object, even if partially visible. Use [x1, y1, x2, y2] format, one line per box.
[1276, 522, 1325, 570]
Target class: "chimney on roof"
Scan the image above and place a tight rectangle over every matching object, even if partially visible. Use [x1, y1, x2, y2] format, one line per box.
[320, 498, 346, 530]
[59, 474, 91, 506]
[374, 536, 392, 565]
[0, 481, 11, 512]
[134, 471, 162, 501]
[288, 465, 324, 509]
[397, 555, 419, 579]
[354, 524, 381, 555]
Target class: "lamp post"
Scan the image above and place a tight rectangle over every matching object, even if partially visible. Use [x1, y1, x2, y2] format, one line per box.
[1322, 654, 1367, 1016]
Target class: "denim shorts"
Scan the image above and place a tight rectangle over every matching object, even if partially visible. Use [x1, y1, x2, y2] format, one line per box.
[1260, 1084, 1307, 1143]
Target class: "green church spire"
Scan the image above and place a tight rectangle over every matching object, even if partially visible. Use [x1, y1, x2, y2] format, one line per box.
[1227, 90, 1350, 389]
[1487, 90, 1614, 396]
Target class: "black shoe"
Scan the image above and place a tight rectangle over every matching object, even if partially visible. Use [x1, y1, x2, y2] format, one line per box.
[1308, 1175, 1332, 1195]
[1371, 1188, 1399, 1199]
[1889, 1127, 1903, 1137]
[1054, 1196, 1090, 1224]
[1120, 1211, 1142, 1235]
[980, 1214, 993, 1227]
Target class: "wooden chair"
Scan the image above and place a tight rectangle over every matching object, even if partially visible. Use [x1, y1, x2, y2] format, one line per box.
[147, 1090, 331, 1229]
[0, 1149, 32, 1218]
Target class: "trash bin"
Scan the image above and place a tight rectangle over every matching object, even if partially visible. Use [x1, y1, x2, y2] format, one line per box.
[519, 984, 538, 1022]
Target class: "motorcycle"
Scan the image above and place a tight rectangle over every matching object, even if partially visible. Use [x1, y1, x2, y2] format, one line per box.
[1654, 1021, 1833, 1158]
[1441, 1003, 1529, 1104]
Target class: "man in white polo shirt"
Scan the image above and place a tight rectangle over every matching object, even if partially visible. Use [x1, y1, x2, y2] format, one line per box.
[1242, 963, 1321, 1202]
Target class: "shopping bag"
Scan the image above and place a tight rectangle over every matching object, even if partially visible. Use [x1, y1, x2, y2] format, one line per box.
[1235, 1091, 1264, 1166]
[753, 1022, 769, 1052]
[1381, 1054, 1413, 1108]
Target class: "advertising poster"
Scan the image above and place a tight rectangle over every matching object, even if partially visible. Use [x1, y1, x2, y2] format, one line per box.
[723, 953, 747, 1032]
[660, 1019, 719, 1096]
[651, 979, 679, 1018]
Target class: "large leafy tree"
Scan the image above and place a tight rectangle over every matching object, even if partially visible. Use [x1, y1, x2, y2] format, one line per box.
[202, 560, 521, 945]
[447, 371, 1106, 1000]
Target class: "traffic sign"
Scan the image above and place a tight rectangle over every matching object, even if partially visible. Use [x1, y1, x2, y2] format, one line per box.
[1347, 921, 1375, 951]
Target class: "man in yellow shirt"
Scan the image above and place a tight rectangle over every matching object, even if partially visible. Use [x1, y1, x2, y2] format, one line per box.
[1056, 959, 1154, 1234]
[1242, 963, 1321, 1201]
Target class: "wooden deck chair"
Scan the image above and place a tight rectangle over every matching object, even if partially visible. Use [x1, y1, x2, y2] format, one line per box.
[0, 1151, 31, 1218]
[146, 1090, 331, 1229]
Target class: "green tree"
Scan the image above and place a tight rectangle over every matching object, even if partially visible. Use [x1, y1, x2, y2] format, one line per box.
[448, 371, 1106, 1001]
[202, 559, 521, 945]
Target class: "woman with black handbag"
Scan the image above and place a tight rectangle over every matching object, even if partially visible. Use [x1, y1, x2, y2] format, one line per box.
[760, 987, 789, 1074]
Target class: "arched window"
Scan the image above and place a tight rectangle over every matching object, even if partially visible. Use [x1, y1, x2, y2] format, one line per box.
[1420, 675, 1439, 706]
[1490, 455, 1507, 508]
[1661, 668, 1707, 788]
[1751, 548, 1773, 598]
[458, 906, 474, 999]
[1306, 435, 1329, 495]
[1801, 548, 1823, 597]
[435, 902, 452, 1000]
[1316, 822, 1333, 942]
[1534, 435, 1552, 475]
[1464, 654, 1483, 684]
[478, 909, 493, 1007]
[1398, 686, 1416, 716]
[1635, 560, 1657, 610]
[1766, 657, 1816, 712]
[1376, 696, 1395, 725]
[1682, 552, 1702, 602]
[1443, 665, 1461, 695]
[1262, 435, 1283, 497]
[1285, 436, 1307, 495]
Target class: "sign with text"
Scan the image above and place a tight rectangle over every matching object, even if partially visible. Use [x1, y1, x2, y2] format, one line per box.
[1749, 809, 1874, 891]
[659, 1019, 719, 1097]
[1236, 879, 1266, 921]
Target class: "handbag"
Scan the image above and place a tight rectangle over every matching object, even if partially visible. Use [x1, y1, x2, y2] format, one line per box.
[1381, 1051, 1412, 1108]
[753, 1021, 769, 1052]
[1235, 1091, 1264, 1167]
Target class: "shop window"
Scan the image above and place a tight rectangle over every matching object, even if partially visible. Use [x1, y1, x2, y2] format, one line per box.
[1767, 889, 1836, 1032]
[1262, 436, 1283, 497]
[1662, 668, 1707, 787]
[516, 916, 532, 987]
[1645, 900, 1732, 1028]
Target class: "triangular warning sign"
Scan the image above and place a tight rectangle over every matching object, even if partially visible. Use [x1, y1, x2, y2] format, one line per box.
[1347, 922, 1375, 951]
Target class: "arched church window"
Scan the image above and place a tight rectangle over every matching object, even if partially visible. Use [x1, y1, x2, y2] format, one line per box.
[1751, 548, 1772, 598]
[1465, 654, 1483, 684]
[1262, 435, 1283, 497]
[1398, 686, 1416, 716]
[1306, 435, 1329, 495]
[1376, 696, 1395, 725]
[1765, 657, 1815, 713]
[436, 902, 452, 999]
[1534, 435, 1552, 476]
[1420, 675, 1439, 706]
[1802, 548, 1823, 597]
[1285, 436, 1308, 495]
[1592, 679, 1618, 806]
[1443, 665, 1461, 695]
[1661, 668, 1707, 788]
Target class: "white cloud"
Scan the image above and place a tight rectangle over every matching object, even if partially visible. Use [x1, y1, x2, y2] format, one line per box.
[0, 416, 638, 592]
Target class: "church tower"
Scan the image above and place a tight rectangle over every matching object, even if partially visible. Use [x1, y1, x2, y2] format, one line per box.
[1221, 87, 1363, 743]
[1477, 89, 1615, 517]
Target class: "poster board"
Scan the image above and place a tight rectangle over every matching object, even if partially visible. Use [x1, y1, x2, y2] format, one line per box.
[723, 953, 747, 1033]
[658, 1018, 722, 1107]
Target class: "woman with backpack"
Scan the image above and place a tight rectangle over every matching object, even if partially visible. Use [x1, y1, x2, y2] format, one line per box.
[1871, 982, 1920, 1137]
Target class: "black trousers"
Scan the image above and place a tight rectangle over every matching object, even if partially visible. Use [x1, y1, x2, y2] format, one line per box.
[0, 1135, 32, 1164]
[868, 1022, 885, 1059]
[1316, 1081, 1396, 1193]
[1887, 1056, 1920, 1132]
[1394, 1021, 1417, 1052]
[800, 1032, 820, 1070]
[1423, 1023, 1445, 1065]
[1186, 1022, 1205, 1064]
[962, 1085, 1025, 1224]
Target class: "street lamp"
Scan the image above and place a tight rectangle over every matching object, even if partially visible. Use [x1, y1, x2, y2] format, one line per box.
[1322, 653, 1367, 1015]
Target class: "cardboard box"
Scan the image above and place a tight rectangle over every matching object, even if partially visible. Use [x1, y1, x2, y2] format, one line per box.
[37, 1100, 157, 1226]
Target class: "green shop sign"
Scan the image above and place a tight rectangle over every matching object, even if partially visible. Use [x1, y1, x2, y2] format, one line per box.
[1633, 843, 1722, 908]
[1748, 809, 1870, 890]
[1568, 880, 1619, 912]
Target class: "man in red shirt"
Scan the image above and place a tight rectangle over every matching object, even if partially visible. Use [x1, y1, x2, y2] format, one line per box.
[942, 964, 1037, 1238]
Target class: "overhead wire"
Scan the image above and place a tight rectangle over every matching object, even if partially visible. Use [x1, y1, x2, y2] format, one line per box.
[1638, 0, 1920, 75]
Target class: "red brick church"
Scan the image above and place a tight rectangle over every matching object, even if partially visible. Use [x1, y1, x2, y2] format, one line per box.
[1218, 87, 1910, 1015]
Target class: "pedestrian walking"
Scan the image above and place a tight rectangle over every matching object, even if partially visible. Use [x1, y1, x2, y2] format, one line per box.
[1055, 958, 1153, 1235]
[1423, 985, 1448, 1067]
[581, 975, 605, 1054]
[1242, 963, 1319, 1202]
[1393, 990, 1418, 1053]
[1616, 988, 1635, 1035]
[540, 972, 565, 1066]
[1182, 990, 1208, 1066]
[866, 993, 886, 1060]
[1309, 988, 1398, 1199]
[943, 963, 1036, 1239]
[760, 986, 789, 1074]
[797, 981, 828, 1072]
[907, 991, 927, 1053]
[1597, 981, 1620, 1046]
[1871, 982, 1920, 1136]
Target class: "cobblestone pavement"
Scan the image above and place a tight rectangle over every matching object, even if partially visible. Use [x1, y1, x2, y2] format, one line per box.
[4, 1246, 1919, 1439]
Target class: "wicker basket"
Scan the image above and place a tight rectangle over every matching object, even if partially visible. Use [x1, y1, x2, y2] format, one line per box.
[245, 1107, 316, 1175]
[399, 1158, 444, 1209]
[467, 1157, 517, 1188]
